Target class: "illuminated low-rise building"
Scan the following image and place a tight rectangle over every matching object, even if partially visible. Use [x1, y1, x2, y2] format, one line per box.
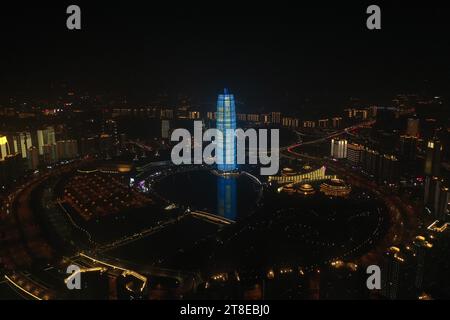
[269, 166, 336, 184]
[298, 183, 315, 196]
[320, 179, 351, 197]
[281, 167, 297, 176]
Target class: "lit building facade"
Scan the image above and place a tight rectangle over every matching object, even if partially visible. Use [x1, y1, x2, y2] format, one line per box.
[346, 143, 364, 165]
[161, 120, 170, 139]
[330, 138, 347, 159]
[12, 131, 32, 158]
[27, 146, 39, 170]
[406, 118, 420, 137]
[0, 135, 10, 160]
[424, 139, 442, 177]
[37, 126, 56, 155]
[216, 88, 237, 172]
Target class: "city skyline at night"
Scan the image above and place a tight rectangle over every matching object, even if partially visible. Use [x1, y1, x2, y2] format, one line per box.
[1, 2, 450, 309]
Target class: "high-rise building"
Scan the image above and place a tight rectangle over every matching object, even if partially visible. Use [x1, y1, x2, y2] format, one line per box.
[406, 118, 420, 137]
[346, 143, 364, 165]
[119, 133, 127, 148]
[188, 111, 201, 120]
[332, 117, 342, 128]
[330, 138, 347, 159]
[247, 114, 260, 122]
[160, 109, 174, 119]
[56, 140, 78, 160]
[318, 119, 329, 128]
[424, 176, 441, 214]
[437, 185, 450, 221]
[431, 178, 442, 216]
[99, 134, 113, 156]
[104, 120, 119, 144]
[237, 113, 246, 121]
[161, 120, 170, 139]
[0, 153, 24, 186]
[271, 112, 281, 124]
[381, 246, 406, 300]
[43, 144, 58, 165]
[0, 135, 10, 160]
[216, 88, 237, 172]
[12, 132, 33, 158]
[207, 112, 217, 120]
[399, 135, 418, 162]
[413, 236, 433, 291]
[37, 126, 56, 155]
[303, 120, 316, 128]
[362, 148, 380, 176]
[378, 154, 400, 185]
[27, 146, 39, 170]
[282, 117, 299, 128]
[79, 136, 98, 156]
[424, 139, 442, 177]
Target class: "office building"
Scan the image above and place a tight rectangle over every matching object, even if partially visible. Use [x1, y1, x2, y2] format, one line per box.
[37, 126, 56, 155]
[332, 117, 342, 128]
[346, 143, 364, 165]
[12, 131, 32, 158]
[161, 120, 170, 139]
[27, 146, 39, 170]
[406, 118, 420, 137]
[330, 138, 347, 159]
[0, 135, 10, 160]
[43, 143, 58, 165]
[378, 154, 400, 185]
[424, 139, 442, 177]
[381, 247, 405, 300]
[318, 119, 329, 128]
[399, 135, 418, 162]
[271, 112, 281, 124]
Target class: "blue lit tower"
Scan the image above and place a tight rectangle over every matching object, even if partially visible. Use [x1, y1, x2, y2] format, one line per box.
[216, 88, 237, 172]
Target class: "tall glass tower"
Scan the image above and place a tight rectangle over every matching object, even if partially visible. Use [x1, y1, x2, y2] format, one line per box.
[216, 88, 237, 172]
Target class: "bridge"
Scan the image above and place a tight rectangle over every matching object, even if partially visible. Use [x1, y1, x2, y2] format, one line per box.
[189, 210, 235, 225]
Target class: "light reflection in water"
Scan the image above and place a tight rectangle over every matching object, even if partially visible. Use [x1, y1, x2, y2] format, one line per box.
[217, 176, 237, 221]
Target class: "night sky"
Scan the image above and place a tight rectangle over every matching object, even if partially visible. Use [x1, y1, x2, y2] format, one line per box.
[1, 1, 449, 111]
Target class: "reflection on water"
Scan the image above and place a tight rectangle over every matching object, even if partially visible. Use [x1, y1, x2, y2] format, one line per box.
[217, 176, 237, 221]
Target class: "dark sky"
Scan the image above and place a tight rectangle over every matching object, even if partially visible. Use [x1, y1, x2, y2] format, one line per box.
[1, 1, 449, 111]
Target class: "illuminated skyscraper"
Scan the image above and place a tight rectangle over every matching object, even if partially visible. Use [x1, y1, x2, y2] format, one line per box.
[381, 246, 405, 300]
[424, 139, 442, 177]
[12, 132, 32, 158]
[161, 120, 170, 139]
[37, 126, 56, 155]
[330, 138, 347, 159]
[216, 88, 237, 172]
[0, 135, 10, 160]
